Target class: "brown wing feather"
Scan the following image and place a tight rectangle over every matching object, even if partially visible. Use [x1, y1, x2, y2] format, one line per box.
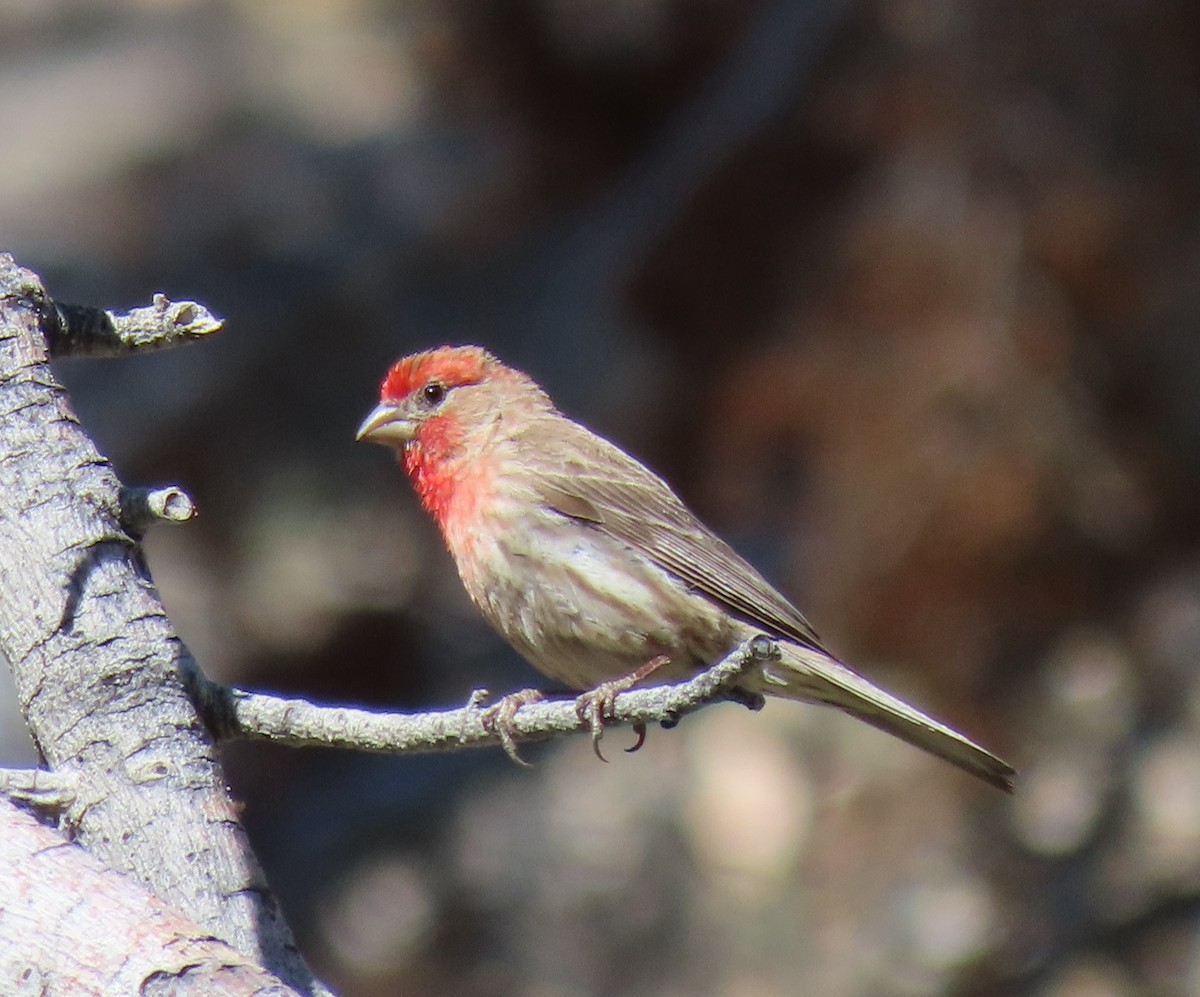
[518, 416, 828, 655]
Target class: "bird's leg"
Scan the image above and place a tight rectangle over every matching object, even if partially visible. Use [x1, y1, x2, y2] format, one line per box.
[575, 654, 670, 762]
[481, 688, 546, 766]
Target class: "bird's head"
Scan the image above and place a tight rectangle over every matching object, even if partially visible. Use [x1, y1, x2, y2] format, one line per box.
[358, 345, 553, 526]
[358, 344, 551, 478]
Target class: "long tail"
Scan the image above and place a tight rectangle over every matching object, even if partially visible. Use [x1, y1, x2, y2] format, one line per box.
[756, 643, 1015, 792]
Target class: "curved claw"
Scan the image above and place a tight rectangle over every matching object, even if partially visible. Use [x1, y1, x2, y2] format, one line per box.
[625, 721, 647, 753]
[574, 655, 670, 763]
[481, 688, 546, 766]
[498, 727, 533, 768]
[574, 691, 610, 762]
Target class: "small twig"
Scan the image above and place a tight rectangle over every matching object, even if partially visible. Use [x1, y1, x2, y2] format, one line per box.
[119, 485, 197, 535]
[0, 768, 78, 810]
[200, 637, 778, 756]
[48, 294, 223, 357]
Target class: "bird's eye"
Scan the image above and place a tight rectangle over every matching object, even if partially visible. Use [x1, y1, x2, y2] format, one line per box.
[422, 382, 447, 406]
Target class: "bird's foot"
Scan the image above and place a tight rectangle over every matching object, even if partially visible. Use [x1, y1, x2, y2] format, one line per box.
[481, 688, 546, 766]
[574, 654, 670, 762]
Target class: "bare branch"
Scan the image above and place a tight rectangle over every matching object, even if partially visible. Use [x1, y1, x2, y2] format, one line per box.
[120, 484, 198, 534]
[49, 293, 223, 357]
[0, 767, 77, 809]
[199, 636, 776, 755]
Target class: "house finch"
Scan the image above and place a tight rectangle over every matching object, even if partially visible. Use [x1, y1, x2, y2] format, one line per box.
[358, 346, 1014, 791]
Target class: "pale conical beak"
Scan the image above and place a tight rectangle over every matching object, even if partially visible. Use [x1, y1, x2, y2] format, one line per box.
[356, 403, 414, 445]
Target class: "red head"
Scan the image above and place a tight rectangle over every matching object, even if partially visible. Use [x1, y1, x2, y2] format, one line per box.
[378, 345, 500, 408]
[357, 345, 551, 528]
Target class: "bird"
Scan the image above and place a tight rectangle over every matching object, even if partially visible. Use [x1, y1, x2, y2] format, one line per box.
[357, 345, 1015, 791]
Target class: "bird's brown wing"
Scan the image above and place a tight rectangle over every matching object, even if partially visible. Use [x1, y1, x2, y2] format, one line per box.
[515, 417, 1016, 793]
[519, 417, 828, 654]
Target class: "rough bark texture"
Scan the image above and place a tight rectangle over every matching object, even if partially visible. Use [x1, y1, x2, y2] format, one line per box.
[0, 257, 319, 994]
[0, 798, 300, 996]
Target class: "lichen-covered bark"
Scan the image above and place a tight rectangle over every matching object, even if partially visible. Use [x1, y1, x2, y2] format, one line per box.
[0, 257, 319, 994]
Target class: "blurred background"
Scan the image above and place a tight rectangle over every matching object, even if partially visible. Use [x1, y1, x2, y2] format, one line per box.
[3, 0, 1200, 993]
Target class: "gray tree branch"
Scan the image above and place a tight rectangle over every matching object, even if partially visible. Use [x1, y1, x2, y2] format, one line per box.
[49, 294, 222, 357]
[197, 637, 773, 756]
[0, 255, 322, 995]
[119, 484, 198, 535]
[0, 797, 302, 996]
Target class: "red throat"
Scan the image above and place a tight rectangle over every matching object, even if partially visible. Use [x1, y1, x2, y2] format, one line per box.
[402, 415, 492, 540]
